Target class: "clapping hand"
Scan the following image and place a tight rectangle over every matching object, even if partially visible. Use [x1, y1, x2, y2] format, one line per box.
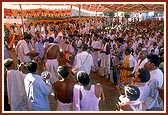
[41, 71, 51, 79]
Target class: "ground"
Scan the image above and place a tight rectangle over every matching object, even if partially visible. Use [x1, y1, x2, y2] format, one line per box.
[9, 51, 163, 111]
[49, 72, 120, 111]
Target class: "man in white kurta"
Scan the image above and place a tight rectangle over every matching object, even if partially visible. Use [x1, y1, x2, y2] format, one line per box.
[91, 37, 101, 72]
[72, 44, 94, 75]
[99, 39, 111, 79]
[15, 33, 38, 64]
[16, 39, 32, 63]
[134, 50, 148, 73]
[4, 58, 29, 111]
[145, 54, 164, 110]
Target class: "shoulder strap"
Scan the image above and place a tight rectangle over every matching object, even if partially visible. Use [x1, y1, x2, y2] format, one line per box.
[79, 53, 90, 70]
[46, 44, 55, 54]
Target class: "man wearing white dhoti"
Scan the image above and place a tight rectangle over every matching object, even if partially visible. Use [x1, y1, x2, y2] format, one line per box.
[72, 44, 94, 75]
[43, 37, 60, 84]
[53, 65, 76, 111]
[91, 36, 101, 72]
[4, 58, 29, 111]
[98, 38, 111, 79]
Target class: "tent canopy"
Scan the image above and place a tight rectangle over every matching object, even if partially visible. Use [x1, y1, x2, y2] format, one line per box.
[3, 3, 164, 13]
[73, 4, 164, 13]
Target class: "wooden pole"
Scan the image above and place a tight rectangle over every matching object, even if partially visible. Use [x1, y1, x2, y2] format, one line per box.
[79, 4, 81, 34]
[19, 4, 24, 34]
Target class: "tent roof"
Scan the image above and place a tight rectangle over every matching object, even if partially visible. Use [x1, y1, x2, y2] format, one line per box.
[3, 3, 164, 13]
[73, 4, 164, 13]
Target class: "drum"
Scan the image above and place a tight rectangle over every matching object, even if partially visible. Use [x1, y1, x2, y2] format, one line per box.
[30, 50, 39, 57]
[64, 52, 74, 65]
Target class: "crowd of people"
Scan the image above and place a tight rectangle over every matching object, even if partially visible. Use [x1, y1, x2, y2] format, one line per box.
[4, 16, 164, 111]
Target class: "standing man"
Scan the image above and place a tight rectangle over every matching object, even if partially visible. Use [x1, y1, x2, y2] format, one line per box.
[15, 33, 39, 64]
[135, 50, 148, 73]
[91, 36, 101, 73]
[99, 38, 111, 79]
[112, 37, 125, 86]
[73, 71, 105, 111]
[53, 65, 76, 111]
[43, 37, 60, 84]
[4, 58, 29, 111]
[120, 47, 137, 84]
[72, 43, 94, 75]
[146, 54, 163, 88]
[24, 60, 52, 111]
[145, 54, 163, 110]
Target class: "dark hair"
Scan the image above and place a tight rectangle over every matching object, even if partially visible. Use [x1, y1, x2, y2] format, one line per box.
[25, 60, 37, 73]
[153, 42, 158, 46]
[4, 58, 13, 69]
[57, 65, 69, 78]
[159, 52, 164, 56]
[125, 47, 132, 54]
[141, 50, 148, 57]
[125, 85, 140, 101]
[117, 37, 124, 43]
[24, 33, 32, 40]
[151, 49, 154, 52]
[138, 68, 150, 83]
[10, 25, 15, 29]
[77, 71, 90, 86]
[48, 37, 54, 43]
[147, 54, 160, 67]
[81, 43, 88, 51]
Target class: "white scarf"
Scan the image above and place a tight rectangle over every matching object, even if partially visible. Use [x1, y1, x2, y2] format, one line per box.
[25, 73, 35, 102]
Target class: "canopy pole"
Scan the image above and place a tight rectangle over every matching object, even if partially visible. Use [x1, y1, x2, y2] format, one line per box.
[79, 4, 81, 34]
[19, 4, 24, 34]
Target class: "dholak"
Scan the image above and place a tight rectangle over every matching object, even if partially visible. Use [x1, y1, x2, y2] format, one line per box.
[64, 52, 74, 65]
[30, 50, 39, 57]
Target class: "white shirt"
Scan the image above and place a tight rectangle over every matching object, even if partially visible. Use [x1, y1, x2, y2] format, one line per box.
[7, 69, 29, 110]
[129, 55, 137, 73]
[149, 68, 163, 88]
[91, 40, 101, 50]
[16, 40, 32, 63]
[134, 83, 150, 102]
[80, 85, 99, 111]
[72, 51, 94, 75]
[135, 58, 148, 72]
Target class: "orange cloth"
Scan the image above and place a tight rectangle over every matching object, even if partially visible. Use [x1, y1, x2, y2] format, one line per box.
[120, 55, 131, 84]
[9, 35, 15, 48]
